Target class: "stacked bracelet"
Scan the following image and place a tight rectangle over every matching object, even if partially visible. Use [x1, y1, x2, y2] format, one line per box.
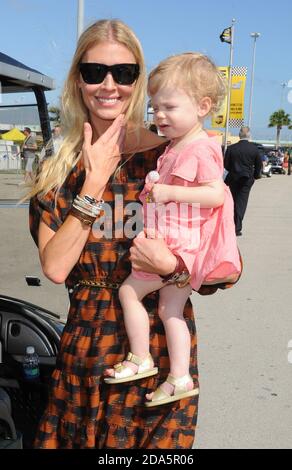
[73, 195, 104, 216]
[69, 194, 104, 227]
[69, 206, 96, 226]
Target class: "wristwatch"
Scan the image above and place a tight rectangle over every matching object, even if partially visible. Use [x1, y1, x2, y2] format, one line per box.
[160, 255, 191, 288]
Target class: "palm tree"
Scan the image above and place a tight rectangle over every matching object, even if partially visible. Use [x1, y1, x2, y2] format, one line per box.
[268, 109, 291, 149]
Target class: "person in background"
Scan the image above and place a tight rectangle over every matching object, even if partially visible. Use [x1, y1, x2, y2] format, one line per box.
[224, 126, 262, 236]
[51, 125, 63, 154]
[261, 151, 268, 168]
[22, 127, 37, 182]
[283, 149, 289, 169]
[39, 125, 64, 162]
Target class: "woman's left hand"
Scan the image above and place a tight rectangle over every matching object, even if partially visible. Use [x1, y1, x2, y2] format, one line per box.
[130, 231, 177, 275]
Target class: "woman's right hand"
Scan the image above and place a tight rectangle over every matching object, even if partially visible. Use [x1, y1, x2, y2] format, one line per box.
[82, 114, 125, 194]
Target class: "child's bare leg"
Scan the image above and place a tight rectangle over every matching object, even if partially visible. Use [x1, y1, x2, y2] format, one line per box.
[104, 274, 164, 377]
[146, 283, 193, 399]
[120, 275, 164, 358]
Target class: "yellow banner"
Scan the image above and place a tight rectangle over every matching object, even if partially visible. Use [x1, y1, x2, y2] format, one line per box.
[229, 73, 246, 120]
[211, 67, 247, 128]
[211, 67, 229, 128]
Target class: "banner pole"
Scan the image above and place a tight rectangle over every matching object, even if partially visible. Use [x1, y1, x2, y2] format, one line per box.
[223, 18, 235, 154]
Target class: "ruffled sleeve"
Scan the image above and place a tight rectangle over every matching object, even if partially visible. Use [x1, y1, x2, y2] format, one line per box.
[171, 139, 223, 183]
[29, 162, 84, 247]
[170, 145, 198, 182]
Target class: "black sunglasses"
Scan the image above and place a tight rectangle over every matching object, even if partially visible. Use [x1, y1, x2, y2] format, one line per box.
[79, 63, 140, 85]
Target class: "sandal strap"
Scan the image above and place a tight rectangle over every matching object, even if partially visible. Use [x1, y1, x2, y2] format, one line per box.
[126, 352, 147, 366]
[150, 385, 171, 402]
[166, 374, 193, 393]
[109, 353, 155, 380]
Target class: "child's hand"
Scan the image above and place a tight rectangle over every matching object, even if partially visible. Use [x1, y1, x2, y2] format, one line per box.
[147, 183, 172, 203]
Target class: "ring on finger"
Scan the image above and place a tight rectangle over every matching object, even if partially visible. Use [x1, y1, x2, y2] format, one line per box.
[146, 192, 153, 203]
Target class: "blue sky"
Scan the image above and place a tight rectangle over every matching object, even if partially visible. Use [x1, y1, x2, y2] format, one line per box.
[1, 0, 292, 140]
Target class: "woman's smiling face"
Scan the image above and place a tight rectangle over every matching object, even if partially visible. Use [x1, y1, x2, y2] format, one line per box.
[78, 41, 137, 122]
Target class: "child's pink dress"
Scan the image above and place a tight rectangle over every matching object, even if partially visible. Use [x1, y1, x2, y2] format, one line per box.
[133, 136, 241, 291]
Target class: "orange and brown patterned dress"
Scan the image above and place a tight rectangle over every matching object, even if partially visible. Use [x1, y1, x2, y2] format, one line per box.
[29, 141, 199, 449]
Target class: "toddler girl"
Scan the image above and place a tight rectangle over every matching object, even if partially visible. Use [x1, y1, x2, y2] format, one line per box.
[104, 53, 241, 406]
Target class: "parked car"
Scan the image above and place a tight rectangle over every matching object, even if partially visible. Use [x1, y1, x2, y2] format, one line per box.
[268, 151, 286, 175]
[0, 292, 64, 448]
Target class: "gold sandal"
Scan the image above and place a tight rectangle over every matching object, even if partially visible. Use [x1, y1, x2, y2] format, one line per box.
[104, 352, 158, 384]
[145, 373, 199, 407]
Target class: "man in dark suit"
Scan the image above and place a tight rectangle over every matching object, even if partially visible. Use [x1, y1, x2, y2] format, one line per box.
[224, 126, 262, 236]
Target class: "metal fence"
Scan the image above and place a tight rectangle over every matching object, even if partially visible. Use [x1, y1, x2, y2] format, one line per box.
[0, 151, 22, 170]
[0, 141, 22, 170]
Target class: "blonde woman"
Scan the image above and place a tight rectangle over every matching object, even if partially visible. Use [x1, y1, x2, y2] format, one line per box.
[28, 20, 199, 448]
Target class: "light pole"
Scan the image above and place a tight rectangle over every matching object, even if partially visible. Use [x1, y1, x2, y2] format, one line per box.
[248, 32, 260, 129]
[280, 82, 287, 108]
[77, 0, 84, 41]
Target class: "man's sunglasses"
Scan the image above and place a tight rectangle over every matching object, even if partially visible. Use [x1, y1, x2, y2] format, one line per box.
[79, 63, 140, 85]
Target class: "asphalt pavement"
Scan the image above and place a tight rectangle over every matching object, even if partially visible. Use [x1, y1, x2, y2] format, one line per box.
[0, 170, 292, 448]
[0, 172, 69, 317]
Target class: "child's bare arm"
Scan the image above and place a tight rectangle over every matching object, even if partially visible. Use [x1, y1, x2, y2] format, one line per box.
[150, 179, 225, 208]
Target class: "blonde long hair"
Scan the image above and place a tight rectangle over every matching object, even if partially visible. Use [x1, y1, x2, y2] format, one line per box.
[27, 19, 146, 199]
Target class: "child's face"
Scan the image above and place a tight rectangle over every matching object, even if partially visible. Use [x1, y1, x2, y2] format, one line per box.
[151, 87, 202, 141]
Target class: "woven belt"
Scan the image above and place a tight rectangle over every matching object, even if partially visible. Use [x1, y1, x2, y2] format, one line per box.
[74, 279, 121, 289]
